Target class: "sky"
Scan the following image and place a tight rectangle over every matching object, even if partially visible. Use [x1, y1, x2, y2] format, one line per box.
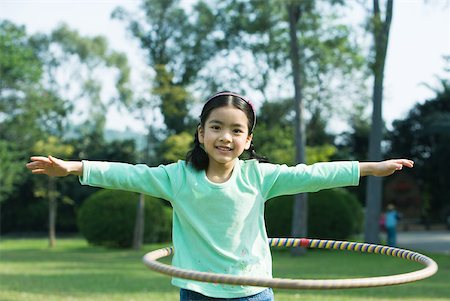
[1, 0, 449, 134]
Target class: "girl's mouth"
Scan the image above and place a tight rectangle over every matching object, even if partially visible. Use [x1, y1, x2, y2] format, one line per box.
[216, 146, 232, 151]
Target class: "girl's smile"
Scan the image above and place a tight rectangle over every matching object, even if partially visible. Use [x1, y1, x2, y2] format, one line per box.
[216, 146, 232, 152]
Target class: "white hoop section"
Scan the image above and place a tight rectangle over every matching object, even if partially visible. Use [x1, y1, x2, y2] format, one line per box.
[143, 238, 438, 289]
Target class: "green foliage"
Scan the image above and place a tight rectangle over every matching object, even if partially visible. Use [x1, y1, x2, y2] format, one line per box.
[152, 66, 190, 134]
[306, 144, 337, 164]
[1, 134, 138, 234]
[255, 123, 295, 165]
[255, 98, 338, 165]
[0, 21, 42, 90]
[333, 108, 371, 206]
[264, 195, 293, 238]
[308, 188, 363, 239]
[160, 131, 193, 163]
[32, 136, 74, 158]
[389, 79, 450, 222]
[211, 0, 368, 121]
[31, 136, 76, 246]
[265, 188, 362, 240]
[254, 99, 295, 164]
[0, 21, 58, 141]
[113, 0, 221, 134]
[50, 24, 132, 104]
[78, 190, 172, 248]
[0, 21, 64, 209]
[0, 140, 23, 203]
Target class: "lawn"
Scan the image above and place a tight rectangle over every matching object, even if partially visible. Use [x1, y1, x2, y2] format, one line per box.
[0, 237, 448, 301]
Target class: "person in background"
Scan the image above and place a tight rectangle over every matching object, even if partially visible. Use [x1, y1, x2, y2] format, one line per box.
[385, 204, 401, 247]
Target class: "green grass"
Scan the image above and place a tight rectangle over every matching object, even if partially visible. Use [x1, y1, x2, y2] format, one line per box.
[0, 237, 449, 301]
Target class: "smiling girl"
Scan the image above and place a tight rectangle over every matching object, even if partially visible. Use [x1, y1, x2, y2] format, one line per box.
[27, 91, 413, 300]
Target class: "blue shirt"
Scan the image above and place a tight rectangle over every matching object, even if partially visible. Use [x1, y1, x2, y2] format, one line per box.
[385, 210, 399, 228]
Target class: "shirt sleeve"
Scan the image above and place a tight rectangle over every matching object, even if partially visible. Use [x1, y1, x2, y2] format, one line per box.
[257, 161, 360, 200]
[79, 160, 183, 201]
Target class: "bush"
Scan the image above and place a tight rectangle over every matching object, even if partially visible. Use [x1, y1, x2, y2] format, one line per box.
[264, 195, 293, 238]
[265, 188, 363, 240]
[78, 189, 172, 248]
[308, 188, 362, 240]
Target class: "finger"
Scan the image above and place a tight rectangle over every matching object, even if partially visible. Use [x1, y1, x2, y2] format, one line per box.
[398, 159, 414, 168]
[30, 156, 51, 163]
[26, 162, 48, 169]
[26, 162, 40, 169]
[31, 169, 48, 175]
[25, 162, 33, 169]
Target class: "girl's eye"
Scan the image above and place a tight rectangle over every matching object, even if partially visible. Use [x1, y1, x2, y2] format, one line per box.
[233, 129, 244, 134]
[211, 126, 220, 130]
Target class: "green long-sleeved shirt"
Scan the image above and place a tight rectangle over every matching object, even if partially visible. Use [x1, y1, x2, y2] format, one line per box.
[80, 159, 359, 298]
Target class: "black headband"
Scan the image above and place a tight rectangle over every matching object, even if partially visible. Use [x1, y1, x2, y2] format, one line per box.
[204, 92, 256, 133]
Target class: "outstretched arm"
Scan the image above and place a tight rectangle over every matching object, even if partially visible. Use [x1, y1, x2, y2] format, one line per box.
[26, 156, 83, 177]
[359, 159, 414, 177]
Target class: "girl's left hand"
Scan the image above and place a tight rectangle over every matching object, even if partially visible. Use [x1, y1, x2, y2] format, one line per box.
[360, 159, 414, 177]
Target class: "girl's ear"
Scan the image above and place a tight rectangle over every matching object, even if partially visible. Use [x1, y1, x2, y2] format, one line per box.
[244, 134, 253, 150]
[198, 125, 205, 144]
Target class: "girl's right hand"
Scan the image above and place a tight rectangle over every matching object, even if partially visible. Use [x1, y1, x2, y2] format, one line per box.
[26, 155, 83, 177]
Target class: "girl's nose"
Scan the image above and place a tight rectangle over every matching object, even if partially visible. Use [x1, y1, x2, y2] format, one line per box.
[219, 132, 232, 142]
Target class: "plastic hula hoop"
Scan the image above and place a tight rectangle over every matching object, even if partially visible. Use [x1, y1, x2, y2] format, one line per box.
[142, 238, 438, 290]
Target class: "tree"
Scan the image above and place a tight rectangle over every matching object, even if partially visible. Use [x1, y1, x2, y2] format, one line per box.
[45, 24, 133, 136]
[45, 24, 136, 244]
[287, 1, 308, 255]
[334, 106, 371, 204]
[0, 141, 22, 204]
[212, 1, 367, 255]
[389, 75, 450, 223]
[0, 20, 134, 237]
[364, 0, 393, 244]
[159, 132, 194, 164]
[0, 21, 68, 213]
[32, 137, 74, 247]
[255, 100, 295, 165]
[0, 21, 44, 204]
[1, 21, 132, 157]
[113, 0, 225, 249]
[256, 97, 337, 166]
[113, 0, 221, 134]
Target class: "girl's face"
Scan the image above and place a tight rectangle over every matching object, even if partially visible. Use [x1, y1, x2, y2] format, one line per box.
[198, 105, 253, 170]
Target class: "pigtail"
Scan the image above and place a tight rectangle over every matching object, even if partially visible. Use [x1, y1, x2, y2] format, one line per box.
[247, 142, 269, 163]
[186, 129, 209, 170]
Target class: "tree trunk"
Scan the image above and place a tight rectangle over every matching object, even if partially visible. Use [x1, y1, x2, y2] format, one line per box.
[288, 3, 308, 256]
[48, 178, 56, 248]
[133, 193, 145, 250]
[364, 0, 393, 244]
[132, 125, 153, 250]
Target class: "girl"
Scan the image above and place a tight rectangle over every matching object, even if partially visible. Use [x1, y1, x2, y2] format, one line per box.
[27, 91, 414, 301]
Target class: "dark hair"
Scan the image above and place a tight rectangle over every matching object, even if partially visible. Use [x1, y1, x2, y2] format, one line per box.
[186, 91, 268, 170]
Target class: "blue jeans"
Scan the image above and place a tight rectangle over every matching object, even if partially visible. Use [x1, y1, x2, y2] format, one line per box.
[179, 288, 274, 301]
